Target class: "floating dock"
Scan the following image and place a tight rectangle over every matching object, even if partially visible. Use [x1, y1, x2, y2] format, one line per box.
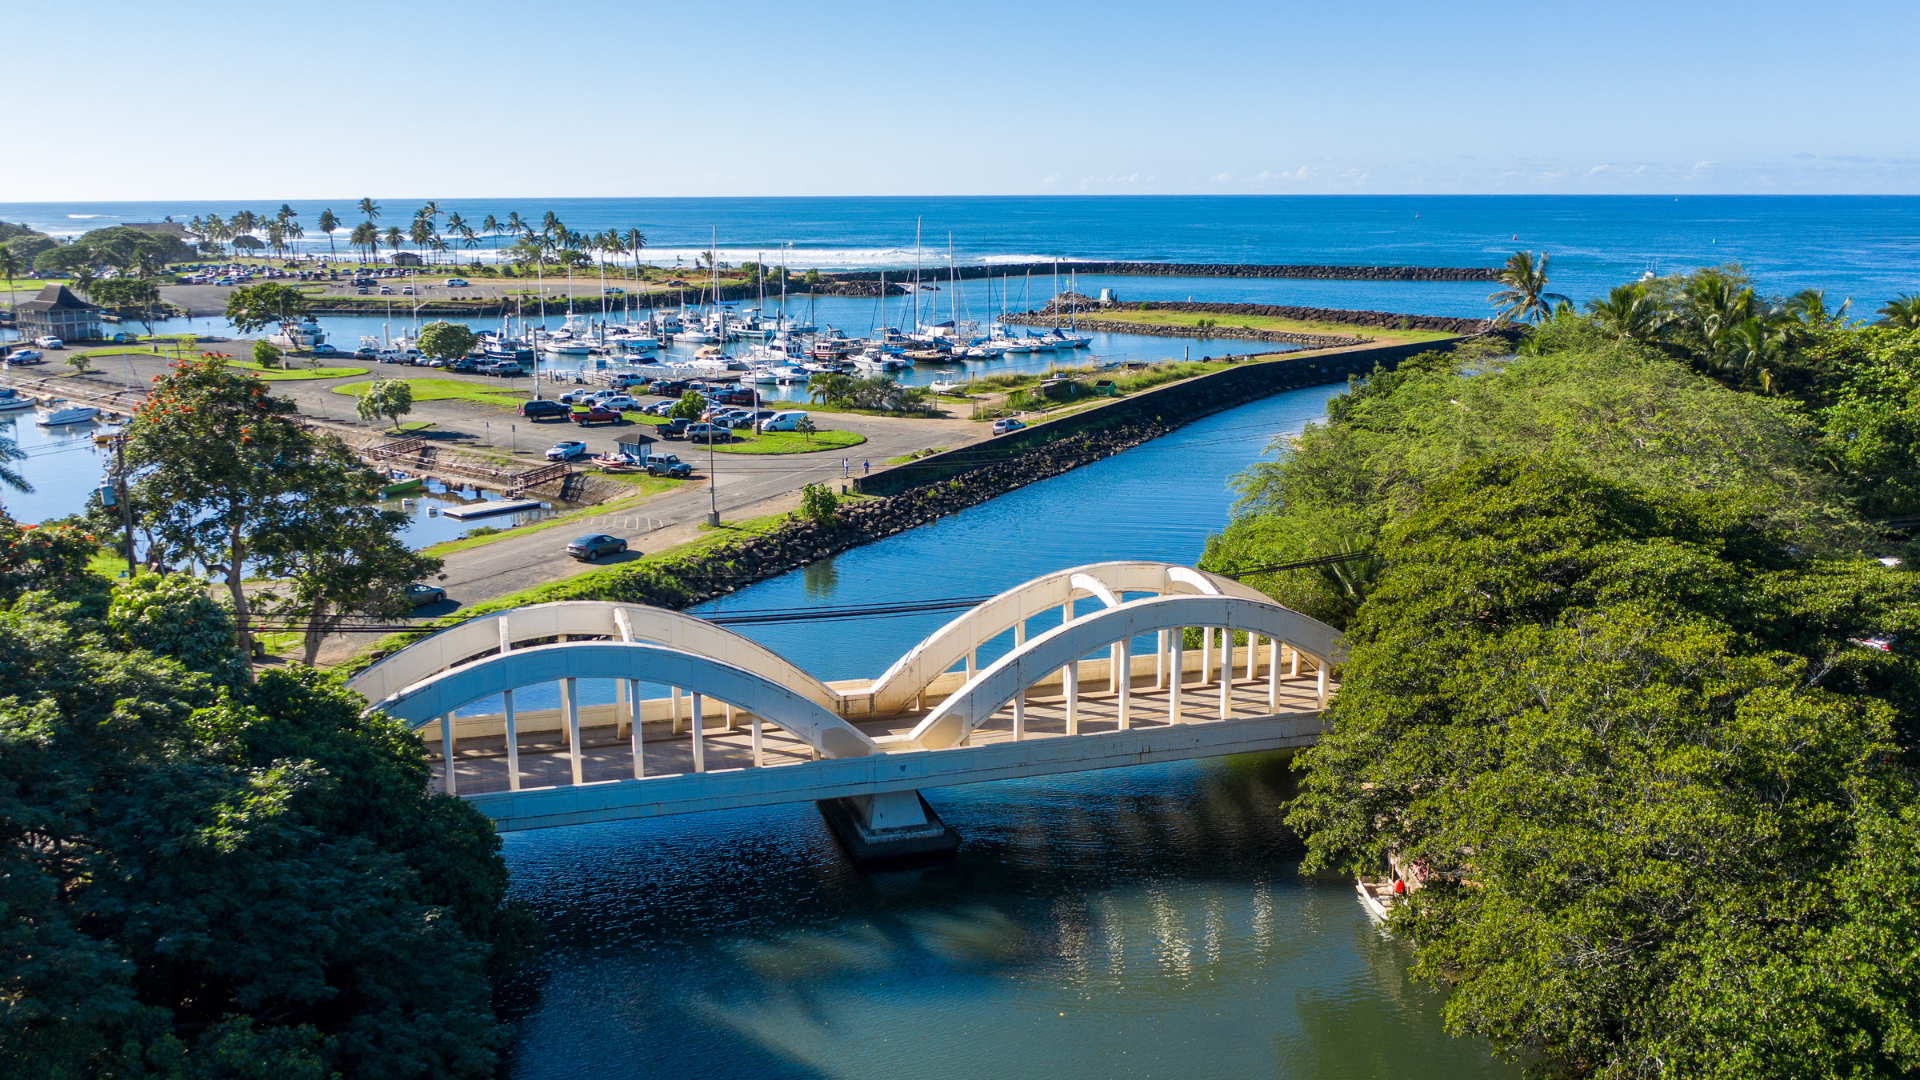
[441, 498, 542, 520]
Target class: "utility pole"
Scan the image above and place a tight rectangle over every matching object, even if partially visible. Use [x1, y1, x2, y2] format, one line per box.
[707, 433, 718, 527]
[114, 434, 136, 578]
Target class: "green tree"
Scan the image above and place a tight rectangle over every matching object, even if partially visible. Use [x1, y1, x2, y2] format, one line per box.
[1583, 282, 1665, 340]
[1286, 456, 1920, 1078]
[64, 351, 91, 375]
[252, 338, 284, 370]
[667, 390, 707, 420]
[799, 481, 838, 524]
[107, 572, 248, 683]
[358, 196, 380, 224]
[224, 281, 309, 334]
[123, 357, 313, 672]
[1876, 292, 1920, 329]
[415, 319, 477, 364]
[253, 439, 443, 664]
[0, 245, 17, 320]
[349, 221, 378, 262]
[794, 414, 817, 443]
[1486, 250, 1570, 325]
[317, 207, 340, 259]
[357, 377, 415, 431]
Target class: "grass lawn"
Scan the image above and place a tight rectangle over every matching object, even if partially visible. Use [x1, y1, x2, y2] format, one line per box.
[1081, 309, 1457, 344]
[885, 446, 948, 464]
[240, 361, 369, 381]
[711, 428, 864, 455]
[333, 378, 528, 409]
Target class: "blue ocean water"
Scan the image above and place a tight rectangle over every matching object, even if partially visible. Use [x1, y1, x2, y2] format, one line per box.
[5, 196, 1915, 315]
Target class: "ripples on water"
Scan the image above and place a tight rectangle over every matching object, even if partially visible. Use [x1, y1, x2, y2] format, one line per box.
[497, 384, 1520, 1079]
[500, 755, 1516, 1080]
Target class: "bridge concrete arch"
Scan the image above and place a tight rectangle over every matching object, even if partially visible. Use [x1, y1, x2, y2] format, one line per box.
[904, 593, 1343, 749]
[369, 640, 879, 760]
[863, 561, 1268, 716]
[349, 600, 843, 713]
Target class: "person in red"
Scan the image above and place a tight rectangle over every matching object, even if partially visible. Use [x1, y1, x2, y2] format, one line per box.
[1392, 878, 1406, 897]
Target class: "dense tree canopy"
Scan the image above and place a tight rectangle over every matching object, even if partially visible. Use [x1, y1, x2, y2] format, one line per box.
[1213, 275, 1920, 1075]
[1287, 458, 1920, 1077]
[0, 529, 533, 1079]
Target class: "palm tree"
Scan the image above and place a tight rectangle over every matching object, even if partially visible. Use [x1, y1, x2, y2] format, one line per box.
[1679, 276, 1757, 357]
[1487, 251, 1571, 325]
[0, 247, 17, 321]
[349, 222, 378, 263]
[504, 211, 527, 238]
[1875, 293, 1920, 329]
[624, 227, 647, 287]
[317, 208, 341, 260]
[1724, 316, 1789, 390]
[385, 226, 404, 260]
[359, 198, 381, 225]
[265, 220, 286, 262]
[420, 201, 443, 227]
[1585, 283, 1666, 340]
[0, 425, 27, 494]
[408, 217, 434, 264]
[1785, 287, 1850, 328]
[70, 266, 97, 300]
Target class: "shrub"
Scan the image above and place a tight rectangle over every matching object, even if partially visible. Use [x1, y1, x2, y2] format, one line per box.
[799, 482, 837, 524]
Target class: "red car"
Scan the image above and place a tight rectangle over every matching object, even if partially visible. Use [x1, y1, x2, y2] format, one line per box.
[571, 406, 621, 426]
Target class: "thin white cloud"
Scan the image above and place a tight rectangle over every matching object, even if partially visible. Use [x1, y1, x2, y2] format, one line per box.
[1589, 164, 1609, 174]
[1212, 171, 1234, 181]
[1693, 160, 1716, 169]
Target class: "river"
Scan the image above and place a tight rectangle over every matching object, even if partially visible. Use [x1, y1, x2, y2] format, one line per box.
[495, 382, 1521, 1079]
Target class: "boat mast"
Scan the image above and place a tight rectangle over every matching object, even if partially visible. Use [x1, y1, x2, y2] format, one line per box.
[913, 218, 922, 334]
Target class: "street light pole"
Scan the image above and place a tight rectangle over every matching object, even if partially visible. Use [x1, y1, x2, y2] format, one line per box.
[707, 432, 718, 527]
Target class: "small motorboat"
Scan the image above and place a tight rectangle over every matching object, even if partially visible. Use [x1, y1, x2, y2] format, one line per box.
[929, 380, 966, 394]
[380, 471, 424, 497]
[37, 401, 100, 425]
[0, 388, 36, 412]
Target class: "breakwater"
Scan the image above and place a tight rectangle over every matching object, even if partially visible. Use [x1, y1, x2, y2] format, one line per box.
[1026, 297, 1492, 335]
[827, 261, 1497, 283]
[1002, 312, 1364, 348]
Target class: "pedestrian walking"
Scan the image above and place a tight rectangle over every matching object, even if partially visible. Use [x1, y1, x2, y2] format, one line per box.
[862, 461, 869, 475]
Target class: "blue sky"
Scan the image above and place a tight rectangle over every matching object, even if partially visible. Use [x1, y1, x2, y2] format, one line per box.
[9, 0, 1916, 200]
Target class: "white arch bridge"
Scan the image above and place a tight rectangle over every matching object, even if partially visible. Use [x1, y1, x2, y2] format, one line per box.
[351, 562, 1341, 854]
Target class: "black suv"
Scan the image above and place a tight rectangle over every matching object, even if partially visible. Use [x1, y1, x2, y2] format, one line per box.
[519, 399, 570, 421]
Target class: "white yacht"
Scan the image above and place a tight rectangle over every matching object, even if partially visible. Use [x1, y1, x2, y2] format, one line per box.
[38, 401, 100, 425]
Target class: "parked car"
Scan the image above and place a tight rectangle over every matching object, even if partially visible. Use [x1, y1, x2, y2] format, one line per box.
[445, 278, 469, 287]
[406, 582, 447, 606]
[401, 286, 416, 296]
[354, 346, 379, 360]
[520, 399, 570, 421]
[35, 336, 64, 349]
[111, 332, 140, 343]
[483, 361, 524, 377]
[761, 409, 810, 432]
[570, 406, 621, 426]
[645, 454, 693, 478]
[713, 387, 757, 405]
[662, 417, 691, 439]
[609, 374, 648, 390]
[641, 400, 676, 416]
[557, 388, 609, 406]
[378, 286, 392, 295]
[604, 286, 625, 295]
[310, 343, 339, 356]
[685, 423, 732, 444]
[566, 533, 628, 561]
[355, 286, 370, 294]
[448, 357, 480, 372]
[991, 418, 1028, 435]
[598, 395, 640, 412]
[545, 440, 589, 461]
[651, 379, 691, 397]
[4, 349, 44, 365]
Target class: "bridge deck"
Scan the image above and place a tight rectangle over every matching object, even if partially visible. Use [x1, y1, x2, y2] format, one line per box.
[429, 672, 1328, 797]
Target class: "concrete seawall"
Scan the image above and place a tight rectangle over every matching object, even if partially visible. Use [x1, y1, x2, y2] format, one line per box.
[852, 336, 1464, 497]
[827, 262, 1496, 283]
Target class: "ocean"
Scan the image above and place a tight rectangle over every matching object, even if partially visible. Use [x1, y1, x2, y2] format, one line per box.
[3, 196, 1915, 318]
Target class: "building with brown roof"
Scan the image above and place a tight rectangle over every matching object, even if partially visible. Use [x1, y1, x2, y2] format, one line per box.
[16, 285, 102, 342]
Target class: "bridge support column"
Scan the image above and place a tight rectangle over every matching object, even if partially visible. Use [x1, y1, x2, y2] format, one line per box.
[1219, 633, 1232, 720]
[817, 789, 960, 863]
[1317, 664, 1328, 710]
[751, 712, 763, 767]
[1201, 627, 1212, 686]
[1066, 660, 1080, 735]
[440, 712, 457, 795]
[1170, 631, 1184, 723]
[671, 688, 683, 735]
[563, 678, 583, 786]
[691, 694, 706, 773]
[1117, 640, 1131, 730]
[1268, 638, 1280, 712]
[1247, 634, 1258, 682]
[628, 679, 644, 779]
[503, 689, 520, 791]
[1013, 622, 1026, 740]
[1155, 629, 1166, 689]
[1290, 646, 1300, 679]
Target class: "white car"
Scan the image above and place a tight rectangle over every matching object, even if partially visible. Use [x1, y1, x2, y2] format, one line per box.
[761, 410, 810, 431]
[35, 336, 64, 349]
[5, 349, 44, 365]
[445, 278, 469, 287]
[598, 395, 640, 412]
